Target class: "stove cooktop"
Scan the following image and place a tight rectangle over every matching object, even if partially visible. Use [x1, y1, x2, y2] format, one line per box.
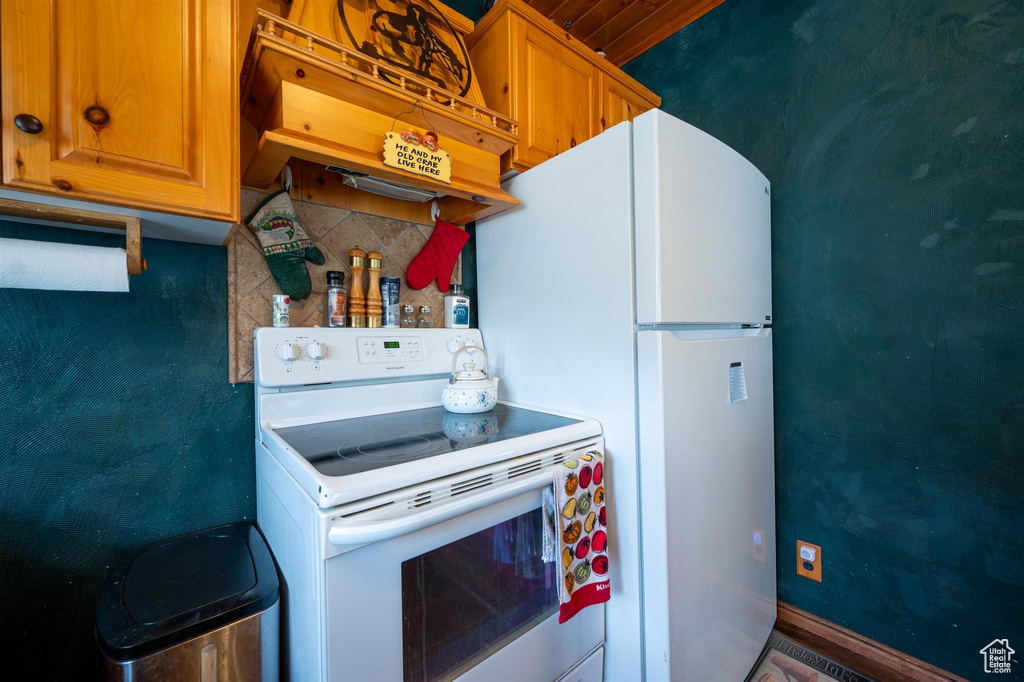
[272, 404, 582, 478]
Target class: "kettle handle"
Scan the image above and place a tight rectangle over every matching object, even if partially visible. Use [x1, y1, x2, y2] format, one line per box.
[450, 345, 488, 380]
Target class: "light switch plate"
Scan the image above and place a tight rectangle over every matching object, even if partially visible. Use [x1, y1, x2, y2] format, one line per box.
[796, 540, 822, 582]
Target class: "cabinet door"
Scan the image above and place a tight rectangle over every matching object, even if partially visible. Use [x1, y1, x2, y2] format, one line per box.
[512, 18, 597, 171]
[600, 74, 653, 132]
[1, 0, 237, 221]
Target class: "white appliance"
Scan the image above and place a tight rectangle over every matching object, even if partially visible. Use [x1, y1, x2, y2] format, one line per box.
[253, 327, 606, 681]
[477, 109, 776, 681]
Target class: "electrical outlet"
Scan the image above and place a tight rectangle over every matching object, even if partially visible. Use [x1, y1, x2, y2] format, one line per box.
[796, 541, 821, 582]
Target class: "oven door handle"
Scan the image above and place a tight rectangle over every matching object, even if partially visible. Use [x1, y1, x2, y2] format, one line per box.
[327, 471, 554, 546]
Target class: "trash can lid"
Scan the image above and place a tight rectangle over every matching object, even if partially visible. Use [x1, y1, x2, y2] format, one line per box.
[96, 523, 279, 661]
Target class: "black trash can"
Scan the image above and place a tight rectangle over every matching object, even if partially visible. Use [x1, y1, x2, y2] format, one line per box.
[96, 523, 279, 681]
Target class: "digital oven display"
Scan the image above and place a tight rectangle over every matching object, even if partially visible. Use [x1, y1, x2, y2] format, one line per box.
[383, 341, 400, 349]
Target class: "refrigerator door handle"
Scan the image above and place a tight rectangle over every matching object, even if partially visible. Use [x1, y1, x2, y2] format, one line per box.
[647, 327, 771, 341]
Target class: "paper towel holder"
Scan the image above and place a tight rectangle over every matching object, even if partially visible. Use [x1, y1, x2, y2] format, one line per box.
[0, 198, 147, 275]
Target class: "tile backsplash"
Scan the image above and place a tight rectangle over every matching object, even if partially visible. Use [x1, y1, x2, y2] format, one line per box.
[228, 189, 461, 382]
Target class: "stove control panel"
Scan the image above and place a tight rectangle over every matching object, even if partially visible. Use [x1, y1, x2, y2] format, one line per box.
[254, 328, 484, 387]
[358, 336, 424, 363]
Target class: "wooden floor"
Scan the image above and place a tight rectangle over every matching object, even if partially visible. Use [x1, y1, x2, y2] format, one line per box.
[775, 602, 969, 682]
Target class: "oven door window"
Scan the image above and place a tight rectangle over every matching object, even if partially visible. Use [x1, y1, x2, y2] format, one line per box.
[402, 506, 557, 682]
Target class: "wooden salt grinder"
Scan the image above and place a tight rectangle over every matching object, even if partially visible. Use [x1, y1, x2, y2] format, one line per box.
[366, 251, 383, 328]
[347, 248, 366, 328]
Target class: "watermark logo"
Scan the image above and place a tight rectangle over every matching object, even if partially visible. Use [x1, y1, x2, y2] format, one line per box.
[980, 639, 1015, 674]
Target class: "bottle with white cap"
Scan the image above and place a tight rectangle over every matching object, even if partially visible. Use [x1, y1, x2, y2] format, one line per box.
[444, 283, 470, 329]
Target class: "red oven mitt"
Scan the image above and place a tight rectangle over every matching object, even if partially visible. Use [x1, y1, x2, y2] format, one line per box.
[406, 220, 469, 292]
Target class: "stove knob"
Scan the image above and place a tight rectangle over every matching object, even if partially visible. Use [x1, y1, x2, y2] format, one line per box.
[277, 343, 296, 362]
[446, 339, 460, 354]
[306, 341, 325, 361]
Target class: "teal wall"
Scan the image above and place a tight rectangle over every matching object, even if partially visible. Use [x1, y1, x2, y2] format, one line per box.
[0, 223, 254, 679]
[444, 0, 486, 22]
[624, 0, 1024, 677]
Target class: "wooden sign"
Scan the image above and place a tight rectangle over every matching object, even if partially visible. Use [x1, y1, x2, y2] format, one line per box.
[333, 0, 472, 97]
[382, 130, 451, 183]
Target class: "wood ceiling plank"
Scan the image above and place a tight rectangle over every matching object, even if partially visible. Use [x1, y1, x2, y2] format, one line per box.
[583, 0, 669, 51]
[525, 0, 568, 19]
[569, 0, 631, 47]
[550, 0, 603, 27]
[603, 0, 727, 65]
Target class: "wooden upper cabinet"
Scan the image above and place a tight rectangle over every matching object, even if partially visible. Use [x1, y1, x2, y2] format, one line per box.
[516, 17, 597, 169]
[468, 0, 660, 174]
[600, 73, 653, 132]
[1, 0, 238, 221]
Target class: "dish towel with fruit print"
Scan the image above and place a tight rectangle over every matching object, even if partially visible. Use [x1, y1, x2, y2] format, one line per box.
[542, 449, 609, 623]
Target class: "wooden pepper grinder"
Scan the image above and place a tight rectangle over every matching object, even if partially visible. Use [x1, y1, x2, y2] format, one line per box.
[366, 251, 383, 328]
[347, 248, 366, 328]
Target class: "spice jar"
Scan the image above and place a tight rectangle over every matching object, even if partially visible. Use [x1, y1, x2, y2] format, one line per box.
[400, 304, 417, 328]
[417, 305, 433, 328]
[325, 271, 347, 327]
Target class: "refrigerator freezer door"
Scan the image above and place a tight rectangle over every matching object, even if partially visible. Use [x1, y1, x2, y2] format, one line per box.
[633, 110, 772, 326]
[637, 328, 777, 681]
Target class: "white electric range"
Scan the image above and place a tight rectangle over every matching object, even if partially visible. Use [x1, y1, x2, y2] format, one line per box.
[254, 327, 606, 682]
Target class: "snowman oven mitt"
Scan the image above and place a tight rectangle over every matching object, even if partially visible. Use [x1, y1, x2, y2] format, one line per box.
[245, 189, 325, 300]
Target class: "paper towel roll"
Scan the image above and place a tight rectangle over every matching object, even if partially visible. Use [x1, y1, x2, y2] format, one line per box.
[0, 237, 130, 292]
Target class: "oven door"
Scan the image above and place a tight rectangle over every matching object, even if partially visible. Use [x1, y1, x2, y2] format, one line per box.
[323, 467, 605, 682]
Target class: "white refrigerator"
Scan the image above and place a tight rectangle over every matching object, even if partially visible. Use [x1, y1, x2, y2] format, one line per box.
[477, 109, 776, 681]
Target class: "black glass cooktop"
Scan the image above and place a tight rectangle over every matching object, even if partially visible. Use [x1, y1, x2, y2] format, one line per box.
[273, 404, 581, 477]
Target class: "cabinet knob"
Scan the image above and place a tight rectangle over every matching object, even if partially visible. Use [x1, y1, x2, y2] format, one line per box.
[14, 114, 43, 134]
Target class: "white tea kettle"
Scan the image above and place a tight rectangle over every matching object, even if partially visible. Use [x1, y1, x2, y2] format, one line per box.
[442, 346, 499, 413]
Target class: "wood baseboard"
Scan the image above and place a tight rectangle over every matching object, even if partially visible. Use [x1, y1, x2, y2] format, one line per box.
[775, 601, 969, 682]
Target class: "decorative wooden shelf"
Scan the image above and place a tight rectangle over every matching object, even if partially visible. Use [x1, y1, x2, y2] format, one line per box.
[239, 10, 520, 224]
